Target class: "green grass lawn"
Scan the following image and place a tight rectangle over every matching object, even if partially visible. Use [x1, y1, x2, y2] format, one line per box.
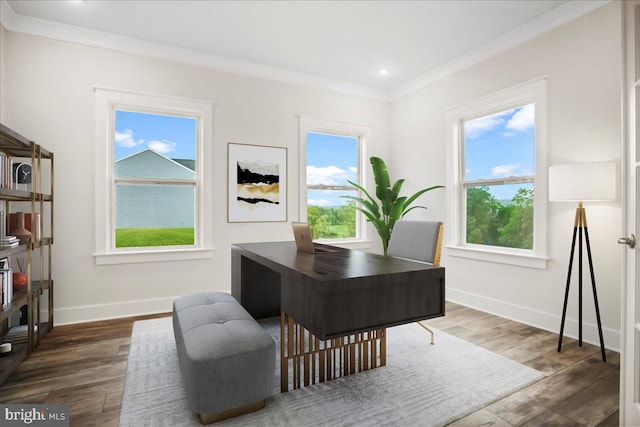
[115, 228, 194, 247]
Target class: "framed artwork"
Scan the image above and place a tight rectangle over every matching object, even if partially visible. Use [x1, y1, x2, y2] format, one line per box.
[228, 143, 287, 222]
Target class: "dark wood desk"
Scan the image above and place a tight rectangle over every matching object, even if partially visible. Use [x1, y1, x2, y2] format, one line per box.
[231, 241, 445, 391]
[232, 241, 445, 338]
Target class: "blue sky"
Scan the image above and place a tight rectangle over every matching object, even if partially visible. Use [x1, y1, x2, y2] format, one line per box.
[464, 103, 535, 200]
[114, 110, 196, 161]
[115, 107, 533, 206]
[305, 104, 535, 208]
[306, 132, 358, 207]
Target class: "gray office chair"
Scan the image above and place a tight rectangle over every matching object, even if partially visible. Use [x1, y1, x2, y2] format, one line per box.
[387, 220, 444, 345]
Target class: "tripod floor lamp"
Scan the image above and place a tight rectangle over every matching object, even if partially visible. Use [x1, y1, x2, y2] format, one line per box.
[549, 162, 616, 362]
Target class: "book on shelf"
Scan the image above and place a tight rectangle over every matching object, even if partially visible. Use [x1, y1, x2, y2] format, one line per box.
[0, 259, 12, 307]
[0, 235, 19, 249]
[0, 153, 14, 189]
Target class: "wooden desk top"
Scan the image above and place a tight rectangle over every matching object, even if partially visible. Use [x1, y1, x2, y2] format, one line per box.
[233, 241, 441, 282]
[232, 242, 445, 339]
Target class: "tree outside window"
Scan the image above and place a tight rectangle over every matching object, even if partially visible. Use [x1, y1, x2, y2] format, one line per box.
[305, 132, 359, 239]
[463, 103, 535, 250]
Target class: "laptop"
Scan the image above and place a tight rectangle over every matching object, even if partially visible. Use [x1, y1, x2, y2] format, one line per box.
[291, 222, 340, 254]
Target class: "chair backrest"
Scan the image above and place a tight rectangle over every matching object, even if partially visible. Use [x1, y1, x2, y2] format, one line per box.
[387, 220, 444, 266]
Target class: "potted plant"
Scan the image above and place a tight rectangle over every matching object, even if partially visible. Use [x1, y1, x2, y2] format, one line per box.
[343, 157, 443, 255]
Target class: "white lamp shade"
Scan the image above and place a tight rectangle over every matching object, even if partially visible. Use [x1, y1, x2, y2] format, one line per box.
[548, 162, 616, 202]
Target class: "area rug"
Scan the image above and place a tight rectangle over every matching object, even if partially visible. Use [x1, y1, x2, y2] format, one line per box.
[118, 317, 544, 427]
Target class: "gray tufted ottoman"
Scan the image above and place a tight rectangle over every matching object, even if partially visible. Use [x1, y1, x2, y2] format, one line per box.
[172, 292, 275, 424]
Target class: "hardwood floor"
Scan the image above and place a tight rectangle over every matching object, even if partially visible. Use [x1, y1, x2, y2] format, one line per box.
[0, 302, 620, 426]
[430, 303, 620, 427]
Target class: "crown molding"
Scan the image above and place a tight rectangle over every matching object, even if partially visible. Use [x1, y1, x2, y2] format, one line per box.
[1, 0, 610, 103]
[389, 0, 610, 100]
[0, 0, 389, 101]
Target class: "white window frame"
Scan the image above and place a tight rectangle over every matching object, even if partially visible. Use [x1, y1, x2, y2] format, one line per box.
[93, 88, 214, 265]
[298, 115, 372, 247]
[445, 78, 548, 269]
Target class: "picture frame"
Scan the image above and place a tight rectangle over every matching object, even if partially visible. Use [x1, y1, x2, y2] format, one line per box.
[228, 142, 287, 223]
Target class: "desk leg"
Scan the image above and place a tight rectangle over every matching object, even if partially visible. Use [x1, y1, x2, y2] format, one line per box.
[280, 311, 386, 392]
[380, 329, 386, 367]
[280, 311, 287, 393]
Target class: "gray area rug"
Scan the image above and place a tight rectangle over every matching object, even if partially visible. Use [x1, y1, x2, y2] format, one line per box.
[119, 317, 544, 427]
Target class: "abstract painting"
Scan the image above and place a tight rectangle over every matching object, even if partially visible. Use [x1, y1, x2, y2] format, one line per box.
[228, 143, 287, 222]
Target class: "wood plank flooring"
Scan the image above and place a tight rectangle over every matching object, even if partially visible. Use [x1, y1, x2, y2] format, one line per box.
[0, 303, 620, 426]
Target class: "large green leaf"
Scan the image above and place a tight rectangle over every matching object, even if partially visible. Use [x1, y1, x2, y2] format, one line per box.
[401, 205, 428, 218]
[390, 196, 407, 220]
[343, 180, 380, 218]
[337, 156, 444, 255]
[402, 185, 445, 215]
[390, 179, 405, 201]
[346, 180, 376, 206]
[387, 196, 406, 235]
[354, 206, 379, 223]
[342, 195, 380, 219]
[370, 157, 393, 216]
[355, 207, 389, 242]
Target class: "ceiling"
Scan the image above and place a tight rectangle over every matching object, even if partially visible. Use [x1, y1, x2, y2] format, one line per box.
[2, 0, 607, 100]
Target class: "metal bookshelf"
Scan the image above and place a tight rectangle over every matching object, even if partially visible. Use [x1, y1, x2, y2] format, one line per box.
[0, 123, 54, 385]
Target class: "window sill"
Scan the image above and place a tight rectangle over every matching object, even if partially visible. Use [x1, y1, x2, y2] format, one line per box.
[446, 245, 548, 269]
[317, 239, 374, 251]
[94, 247, 214, 265]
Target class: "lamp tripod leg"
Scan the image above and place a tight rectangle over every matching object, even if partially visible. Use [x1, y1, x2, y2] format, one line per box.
[558, 226, 579, 353]
[578, 226, 583, 346]
[583, 227, 607, 362]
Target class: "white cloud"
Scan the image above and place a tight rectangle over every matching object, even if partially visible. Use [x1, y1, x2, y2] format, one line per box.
[307, 165, 354, 185]
[491, 163, 532, 178]
[492, 164, 518, 177]
[506, 103, 535, 132]
[464, 110, 510, 139]
[348, 166, 357, 174]
[148, 139, 177, 154]
[465, 104, 534, 139]
[115, 129, 144, 148]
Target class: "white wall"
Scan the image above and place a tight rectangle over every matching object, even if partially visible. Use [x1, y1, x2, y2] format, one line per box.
[390, 2, 623, 349]
[0, 29, 390, 324]
[0, 2, 625, 352]
[1, 25, 6, 120]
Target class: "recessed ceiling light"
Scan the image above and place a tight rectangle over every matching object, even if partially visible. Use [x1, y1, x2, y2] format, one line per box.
[378, 68, 389, 76]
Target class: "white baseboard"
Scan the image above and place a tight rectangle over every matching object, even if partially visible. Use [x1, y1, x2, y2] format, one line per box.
[447, 288, 621, 352]
[53, 297, 175, 326]
[52, 289, 622, 353]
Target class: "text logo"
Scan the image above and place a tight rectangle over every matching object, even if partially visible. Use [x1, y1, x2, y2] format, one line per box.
[1, 404, 69, 426]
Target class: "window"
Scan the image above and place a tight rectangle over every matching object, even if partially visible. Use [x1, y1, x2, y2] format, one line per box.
[299, 116, 371, 242]
[463, 104, 535, 250]
[446, 79, 548, 268]
[114, 111, 197, 248]
[94, 89, 213, 264]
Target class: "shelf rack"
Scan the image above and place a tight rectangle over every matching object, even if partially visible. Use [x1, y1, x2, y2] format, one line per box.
[0, 123, 54, 385]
